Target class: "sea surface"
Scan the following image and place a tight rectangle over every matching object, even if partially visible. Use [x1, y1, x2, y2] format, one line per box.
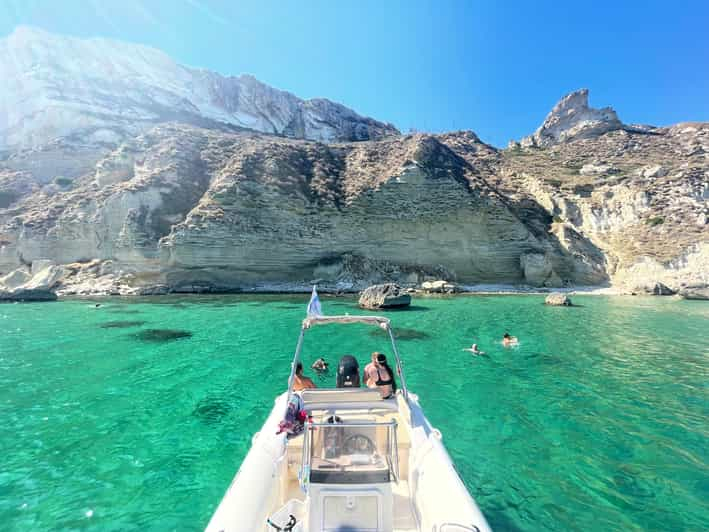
[1, 294, 708, 531]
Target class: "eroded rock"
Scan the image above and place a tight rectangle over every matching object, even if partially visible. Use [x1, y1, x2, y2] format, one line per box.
[678, 286, 709, 300]
[545, 293, 572, 306]
[652, 282, 676, 296]
[0, 263, 63, 301]
[520, 89, 623, 147]
[358, 284, 411, 309]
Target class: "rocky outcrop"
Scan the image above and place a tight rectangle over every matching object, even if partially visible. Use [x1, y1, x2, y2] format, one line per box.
[2, 127, 579, 291]
[0, 26, 398, 150]
[520, 89, 623, 148]
[545, 293, 572, 306]
[358, 284, 411, 309]
[0, 261, 62, 301]
[652, 282, 676, 295]
[678, 286, 709, 300]
[501, 111, 708, 294]
[1, 115, 705, 295]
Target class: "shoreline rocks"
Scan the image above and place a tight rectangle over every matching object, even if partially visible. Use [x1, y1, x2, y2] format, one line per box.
[358, 284, 412, 309]
[678, 286, 709, 300]
[652, 282, 676, 296]
[419, 280, 460, 294]
[0, 261, 63, 302]
[0, 288, 57, 301]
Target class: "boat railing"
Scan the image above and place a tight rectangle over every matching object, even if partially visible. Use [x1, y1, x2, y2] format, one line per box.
[286, 315, 410, 407]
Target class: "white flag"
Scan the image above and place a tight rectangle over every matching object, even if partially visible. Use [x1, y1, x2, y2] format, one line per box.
[306, 285, 322, 317]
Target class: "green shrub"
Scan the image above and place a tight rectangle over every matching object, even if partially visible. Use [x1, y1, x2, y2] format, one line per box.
[0, 190, 17, 208]
[573, 184, 594, 197]
[646, 216, 665, 226]
[54, 176, 73, 187]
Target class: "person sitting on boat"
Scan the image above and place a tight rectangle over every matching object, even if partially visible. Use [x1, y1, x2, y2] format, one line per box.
[363, 352, 378, 384]
[311, 357, 328, 372]
[463, 343, 485, 355]
[365, 352, 397, 399]
[502, 333, 518, 347]
[293, 362, 317, 391]
[277, 392, 308, 437]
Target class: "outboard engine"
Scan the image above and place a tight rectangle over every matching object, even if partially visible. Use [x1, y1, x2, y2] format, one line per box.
[337, 355, 360, 388]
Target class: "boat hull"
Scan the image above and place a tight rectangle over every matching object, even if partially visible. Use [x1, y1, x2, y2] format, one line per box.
[206, 391, 490, 532]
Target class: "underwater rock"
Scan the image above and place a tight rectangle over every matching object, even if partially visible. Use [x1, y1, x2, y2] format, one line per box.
[134, 329, 193, 342]
[192, 397, 232, 424]
[369, 327, 430, 341]
[99, 320, 146, 329]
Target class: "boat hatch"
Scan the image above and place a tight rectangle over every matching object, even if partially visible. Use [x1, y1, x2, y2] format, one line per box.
[301, 419, 399, 488]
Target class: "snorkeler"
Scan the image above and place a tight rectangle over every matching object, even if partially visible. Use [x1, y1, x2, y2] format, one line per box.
[463, 343, 485, 355]
[311, 357, 328, 372]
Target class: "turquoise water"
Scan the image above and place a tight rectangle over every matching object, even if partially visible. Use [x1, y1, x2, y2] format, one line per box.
[1, 295, 708, 531]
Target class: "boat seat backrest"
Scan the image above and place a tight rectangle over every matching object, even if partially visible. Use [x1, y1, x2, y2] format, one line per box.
[301, 388, 384, 406]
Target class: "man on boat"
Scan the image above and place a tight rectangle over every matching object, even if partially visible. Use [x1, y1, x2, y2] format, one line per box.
[293, 362, 317, 391]
[363, 352, 378, 385]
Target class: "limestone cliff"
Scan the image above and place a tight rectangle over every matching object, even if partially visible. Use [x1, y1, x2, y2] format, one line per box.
[500, 93, 708, 295]
[0, 30, 706, 298]
[0, 26, 398, 151]
[0, 125, 604, 293]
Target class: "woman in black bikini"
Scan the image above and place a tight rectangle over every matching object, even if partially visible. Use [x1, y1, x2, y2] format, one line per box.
[365, 352, 397, 399]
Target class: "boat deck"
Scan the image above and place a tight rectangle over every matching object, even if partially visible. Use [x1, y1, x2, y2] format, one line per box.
[281, 399, 420, 531]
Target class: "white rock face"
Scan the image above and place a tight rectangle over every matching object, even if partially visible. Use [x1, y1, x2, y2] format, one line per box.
[0, 26, 398, 149]
[0, 263, 62, 300]
[637, 165, 668, 178]
[520, 253, 563, 287]
[580, 163, 617, 176]
[420, 280, 459, 293]
[521, 89, 623, 147]
[0, 268, 31, 289]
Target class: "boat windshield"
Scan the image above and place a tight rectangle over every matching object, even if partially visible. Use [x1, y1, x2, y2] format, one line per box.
[302, 419, 399, 486]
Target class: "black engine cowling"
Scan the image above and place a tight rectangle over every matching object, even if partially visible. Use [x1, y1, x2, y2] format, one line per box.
[337, 355, 360, 388]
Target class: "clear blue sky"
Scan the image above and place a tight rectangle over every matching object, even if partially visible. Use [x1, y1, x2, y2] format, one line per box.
[2, 0, 708, 146]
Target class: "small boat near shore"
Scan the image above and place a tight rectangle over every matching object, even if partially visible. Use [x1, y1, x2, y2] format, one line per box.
[207, 314, 490, 532]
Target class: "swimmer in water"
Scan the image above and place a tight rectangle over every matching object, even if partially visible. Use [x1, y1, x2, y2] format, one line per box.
[463, 343, 485, 355]
[311, 357, 328, 372]
[502, 332, 518, 347]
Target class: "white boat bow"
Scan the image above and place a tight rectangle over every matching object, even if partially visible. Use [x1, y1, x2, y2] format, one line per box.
[206, 315, 491, 532]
